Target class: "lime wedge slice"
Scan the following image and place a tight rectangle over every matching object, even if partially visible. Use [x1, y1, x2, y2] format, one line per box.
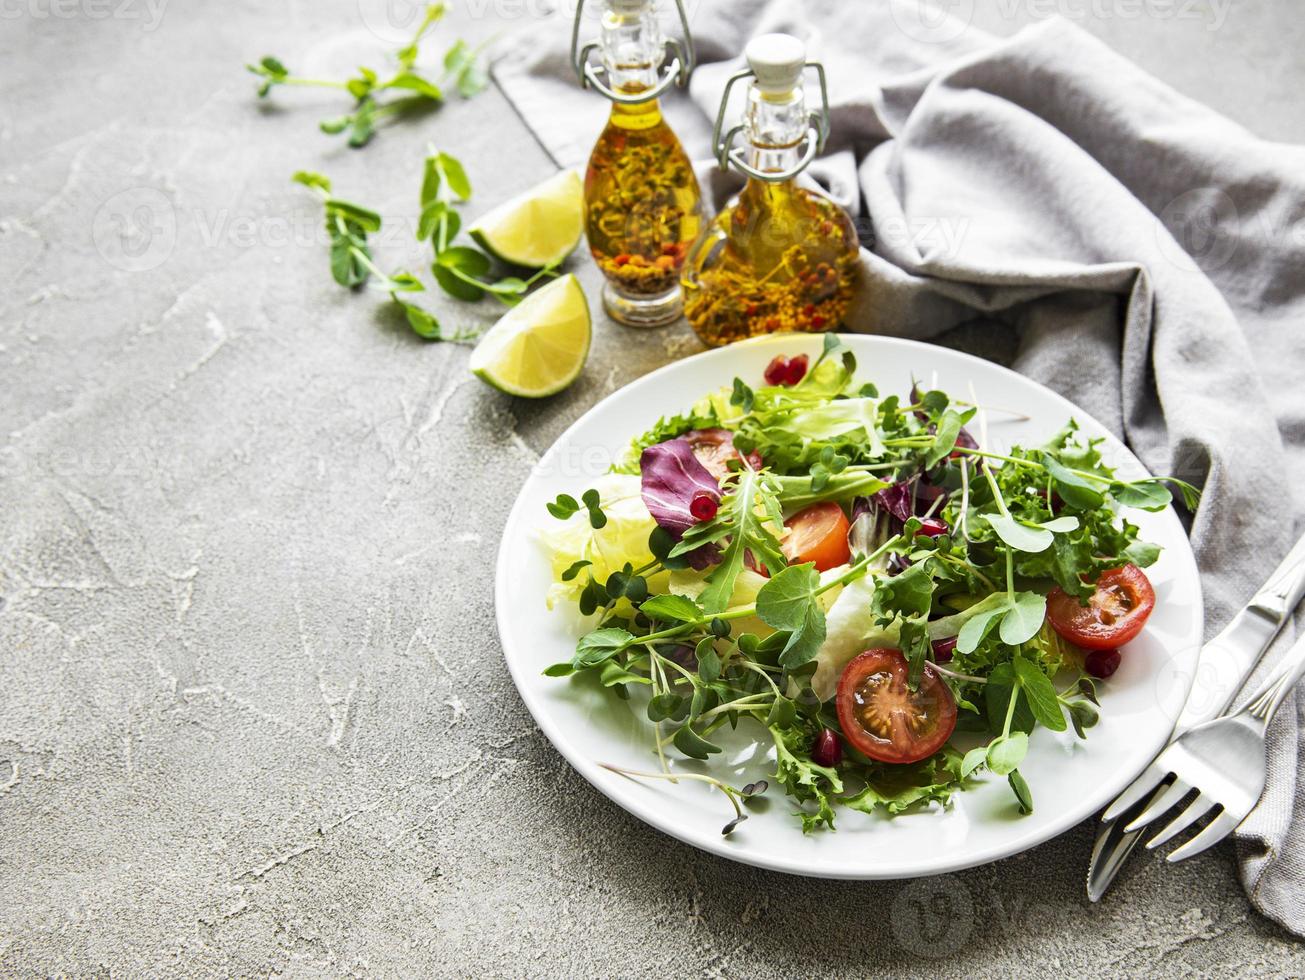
[468, 170, 584, 269]
[469, 274, 591, 398]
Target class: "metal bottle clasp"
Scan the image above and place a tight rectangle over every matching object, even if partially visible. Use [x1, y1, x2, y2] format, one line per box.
[712, 62, 830, 182]
[570, 0, 695, 104]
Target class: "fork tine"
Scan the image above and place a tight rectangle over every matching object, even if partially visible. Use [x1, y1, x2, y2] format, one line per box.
[1166, 811, 1238, 863]
[1146, 794, 1217, 850]
[1123, 778, 1190, 833]
[1103, 764, 1169, 824]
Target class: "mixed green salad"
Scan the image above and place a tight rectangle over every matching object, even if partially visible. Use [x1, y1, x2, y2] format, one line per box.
[540, 335, 1199, 834]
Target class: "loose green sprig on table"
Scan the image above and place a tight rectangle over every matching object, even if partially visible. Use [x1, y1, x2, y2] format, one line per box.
[248, 4, 489, 148]
[291, 147, 563, 342]
[291, 169, 475, 343]
[543, 333, 1200, 831]
[420, 149, 560, 305]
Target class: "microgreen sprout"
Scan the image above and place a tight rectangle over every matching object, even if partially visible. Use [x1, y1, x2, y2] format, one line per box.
[598, 764, 754, 836]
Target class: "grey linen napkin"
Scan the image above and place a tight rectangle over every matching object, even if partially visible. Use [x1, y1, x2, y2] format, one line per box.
[494, 0, 1305, 934]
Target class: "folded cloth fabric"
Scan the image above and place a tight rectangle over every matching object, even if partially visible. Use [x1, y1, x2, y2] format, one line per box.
[494, 0, 1305, 934]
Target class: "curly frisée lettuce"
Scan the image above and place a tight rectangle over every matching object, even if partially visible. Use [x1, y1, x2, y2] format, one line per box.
[538, 334, 1199, 836]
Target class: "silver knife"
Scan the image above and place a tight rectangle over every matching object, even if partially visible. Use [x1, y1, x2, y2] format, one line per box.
[1087, 529, 1305, 901]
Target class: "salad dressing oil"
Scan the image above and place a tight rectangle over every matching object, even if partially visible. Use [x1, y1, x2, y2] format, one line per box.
[681, 34, 859, 347]
[571, 0, 703, 327]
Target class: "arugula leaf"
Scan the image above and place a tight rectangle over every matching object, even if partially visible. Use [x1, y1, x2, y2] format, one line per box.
[674, 468, 785, 614]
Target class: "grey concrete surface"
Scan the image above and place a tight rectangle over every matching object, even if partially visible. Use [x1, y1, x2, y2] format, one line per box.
[1, 1, 1302, 976]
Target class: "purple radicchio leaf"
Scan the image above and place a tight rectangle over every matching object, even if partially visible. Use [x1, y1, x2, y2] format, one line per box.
[640, 439, 722, 570]
[954, 426, 978, 452]
[872, 481, 915, 524]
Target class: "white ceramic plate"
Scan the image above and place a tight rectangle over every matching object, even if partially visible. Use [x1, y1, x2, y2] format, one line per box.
[496, 334, 1203, 879]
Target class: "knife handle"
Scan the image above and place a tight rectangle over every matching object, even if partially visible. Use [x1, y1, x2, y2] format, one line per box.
[1173, 529, 1305, 732]
[1249, 528, 1305, 624]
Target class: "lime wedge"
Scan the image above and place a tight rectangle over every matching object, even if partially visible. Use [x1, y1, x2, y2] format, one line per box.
[468, 170, 584, 269]
[469, 274, 591, 397]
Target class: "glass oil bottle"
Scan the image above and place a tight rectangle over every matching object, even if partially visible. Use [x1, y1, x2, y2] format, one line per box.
[571, 0, 703, 327]
[681, 34, 859, 347]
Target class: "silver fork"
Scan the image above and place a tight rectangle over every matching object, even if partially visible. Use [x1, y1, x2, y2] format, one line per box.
[1103, 628, 1305, 861]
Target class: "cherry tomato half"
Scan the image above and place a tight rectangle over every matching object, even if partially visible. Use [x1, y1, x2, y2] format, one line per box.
[1046, 564, 1156, 651]
[782, 501, 850, 571]
[835, 648, 958, 764]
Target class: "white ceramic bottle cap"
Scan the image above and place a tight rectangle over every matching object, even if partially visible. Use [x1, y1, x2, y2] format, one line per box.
[745, 33, 806, 96]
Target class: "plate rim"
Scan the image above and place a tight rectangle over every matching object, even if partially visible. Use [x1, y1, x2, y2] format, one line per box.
[495, 333, 1204, 879]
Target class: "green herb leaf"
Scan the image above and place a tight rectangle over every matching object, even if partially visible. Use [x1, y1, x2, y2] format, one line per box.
[547, 493, 580, 520]
[961, 745, 988, 779]
[1012, 656, 1066, 732]
[999, 591, 1047, 646]
[730, 377, 755, 414]
[1042, 456, 1105, 509]
[673, 725, 722, 760]
[639, 594, 703, 623]
[925, 410, 965, 468]
[756, 563, 828, 668]
[647, 693, 685, 722]
[984, 514, 1054, 553]
[985, 732, 1028, 775]
[1008, 769, 1033, 813]
[697, 643, 721, 683]
[573, 628, 632, 667]
[1111, 479, 1172, 511]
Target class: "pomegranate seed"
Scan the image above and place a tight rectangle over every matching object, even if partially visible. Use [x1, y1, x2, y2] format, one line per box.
[811, 728, 843, 767]
[783, 354, 809, 385]
[1085, 648, 1121, 679]
[763, 355, 790, 386]
[613, 253, 630, 266]
[810, 315, 826, 329]
[689, 491, 718, 522]
[931, 636, 957, 663]
[917, 518, 948, 537]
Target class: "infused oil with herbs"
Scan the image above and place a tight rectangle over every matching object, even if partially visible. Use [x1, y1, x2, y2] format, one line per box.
[572, 0, 703, 327]
[681, 34, 859, 346]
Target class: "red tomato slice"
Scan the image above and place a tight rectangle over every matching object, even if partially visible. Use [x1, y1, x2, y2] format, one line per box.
[835, 648, 958, 764]
[1046, 564, 1156, 651]
[683, 429, 761, 482]
[782, 502, 850, 572]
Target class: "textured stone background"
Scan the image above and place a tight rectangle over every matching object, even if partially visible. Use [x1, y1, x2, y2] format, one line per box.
[1, 1, 1303, 976]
